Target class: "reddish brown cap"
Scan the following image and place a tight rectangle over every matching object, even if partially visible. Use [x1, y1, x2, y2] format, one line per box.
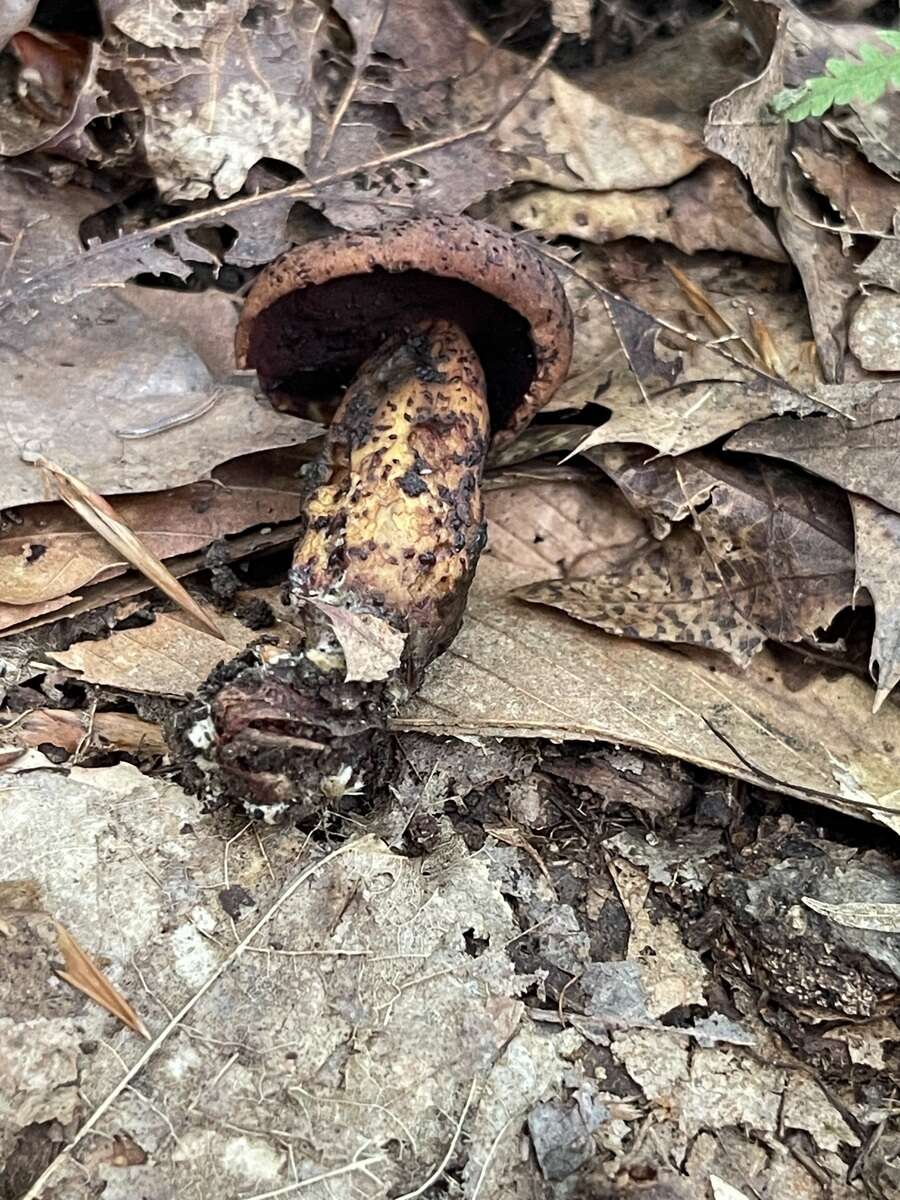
[236, 215, 573, 444]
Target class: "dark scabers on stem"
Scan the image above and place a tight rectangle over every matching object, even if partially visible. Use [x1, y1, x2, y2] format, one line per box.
[174, 216, 573, 822]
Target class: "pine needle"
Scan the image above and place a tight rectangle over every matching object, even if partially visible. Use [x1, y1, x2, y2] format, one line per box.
[667, 263, 760, 367]
[28, 454, 223, 640]
[54, 921, 150, 1040]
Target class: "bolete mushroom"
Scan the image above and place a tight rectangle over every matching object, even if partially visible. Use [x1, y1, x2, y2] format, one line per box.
[178, 215, 573, 821]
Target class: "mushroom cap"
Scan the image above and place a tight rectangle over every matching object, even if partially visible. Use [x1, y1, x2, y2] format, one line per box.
[236, 215, 573, 444]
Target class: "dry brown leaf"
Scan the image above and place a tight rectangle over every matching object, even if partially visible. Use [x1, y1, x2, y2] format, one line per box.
[548, 246, 820, 451]
[0, 450, 304, 614]
[501, 162, 786, 261]
[33, 455, 223, 640]
[850, 494, 900, 713]
[54, 921, 149, 1039]
[0, 594, 77, 634]
[0, 518, 305, 639]
[484, 472, 649, 580]
[496, 20, 750, 193]
[589, 443, 854, 577]
[518, 442, 857, 666]
[0, 29, 108, 159]
[0, 169, 320, 512]
[776, 184, 860, 383]
[307, 600, 407, 684]
[702, 1, 900, 383]
[400, 483, 900, 831]
[794, 129, 900, 234]
[518, 526, 770, 667]
[859, 222, 900, 291]
[50, 595, 292, 696]
[51, 614, 234, 695]
[120, 284, 240, 380]
[0, 160, 188, 321]
[8, 708, 166, 756]
[726, 381, 900, 516]
[581, 442, 857, 657]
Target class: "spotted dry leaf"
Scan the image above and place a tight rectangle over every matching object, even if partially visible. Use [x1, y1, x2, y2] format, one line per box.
[520, 447, 855, 664]
[518, 525, 768, 665]
[501, 161, 786, 261]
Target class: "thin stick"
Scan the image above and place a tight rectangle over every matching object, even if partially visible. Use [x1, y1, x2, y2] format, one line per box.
[470, 1114, 520, 1200]
[393, 1076, 479, 1200]
[18, 838, 365, 1200]
[1, 30, 562, 319]
[241, 1153, 387, 1199]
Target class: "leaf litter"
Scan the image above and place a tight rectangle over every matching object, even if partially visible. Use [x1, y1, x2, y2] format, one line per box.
[2, 1, 900, 1197]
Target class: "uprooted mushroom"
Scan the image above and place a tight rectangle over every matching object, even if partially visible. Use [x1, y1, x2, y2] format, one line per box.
[176, 216, 573, 821]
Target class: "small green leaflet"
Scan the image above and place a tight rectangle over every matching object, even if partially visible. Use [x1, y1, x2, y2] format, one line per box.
[771, 30, 900, 122]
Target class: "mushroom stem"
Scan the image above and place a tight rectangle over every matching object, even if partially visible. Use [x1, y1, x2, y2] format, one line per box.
[178, 319, 490, 821]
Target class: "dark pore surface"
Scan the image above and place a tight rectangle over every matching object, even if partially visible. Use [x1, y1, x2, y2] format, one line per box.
[244, 268, 537, 429]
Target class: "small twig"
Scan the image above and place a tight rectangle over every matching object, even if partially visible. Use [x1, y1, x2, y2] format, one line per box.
[393, 1076, 479, 1200]
[113, 391, 224, 440]
[701, 716, 900, 818]
[72, 696, 97, 765]
[469, 1113, 521, 1200]
[240, 1153, 388, 1199]
[0, 30, 562, 319]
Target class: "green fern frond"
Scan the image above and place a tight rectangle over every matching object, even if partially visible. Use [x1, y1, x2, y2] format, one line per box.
[771, 30, 900, 122]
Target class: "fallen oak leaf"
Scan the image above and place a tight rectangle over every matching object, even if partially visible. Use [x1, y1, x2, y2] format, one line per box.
[536, 245, 849, 418]
[54, 920, 150, 1040]
[28, 454, 224, 641]
[583, 444, 855, 654]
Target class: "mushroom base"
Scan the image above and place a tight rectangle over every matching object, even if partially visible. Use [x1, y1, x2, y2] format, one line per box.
[174, 646, 397, 823]
[174, 318, 491, 821]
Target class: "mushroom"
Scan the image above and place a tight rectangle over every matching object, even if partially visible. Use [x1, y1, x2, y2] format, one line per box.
[178, 215, 573, 822]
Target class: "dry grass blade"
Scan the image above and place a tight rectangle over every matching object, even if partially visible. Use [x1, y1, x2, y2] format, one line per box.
[54, 921, 150, 1040]
[666, 262, 760, 366]
[29, 454, 224, 640]
[749, 313, 786, 378]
